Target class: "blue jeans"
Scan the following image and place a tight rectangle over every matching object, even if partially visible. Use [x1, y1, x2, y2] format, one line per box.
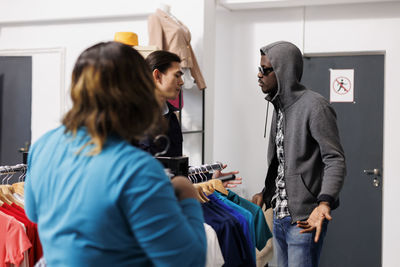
[273, 215, 328, 267]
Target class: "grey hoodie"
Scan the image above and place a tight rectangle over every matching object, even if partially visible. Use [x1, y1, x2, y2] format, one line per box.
[260, 41, 346, 223]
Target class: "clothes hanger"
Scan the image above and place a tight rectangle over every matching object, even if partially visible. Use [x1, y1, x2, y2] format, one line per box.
[195, 181, 214, 196]
[0, 167, 23, 207]
[0, 168, 12, 205]
[193, 184, 210, 202]
[195, 167, 205, 183]
[153, 134, 170, 157]
[194, 186, 209, 203]
[0, 185, 24, 208]
[0, 186, 12, 205]
[0, 185, 20, 207]
[0, 192, 11, 205]
[198, 187, 210, 202]
[17, 164, 27, 182]
[208, 179, 229, 196]
[10, 165, 26, 196]
[12, 182, 24, 197]
[1, 166, 10, 185]
[198, 169, 209, 183]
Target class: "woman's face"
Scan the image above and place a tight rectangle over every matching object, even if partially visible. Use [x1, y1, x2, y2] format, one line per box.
[155, 62, 184, 100]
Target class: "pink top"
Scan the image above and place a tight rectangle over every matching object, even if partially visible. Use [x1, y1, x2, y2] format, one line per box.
[0, 211, 32, 266]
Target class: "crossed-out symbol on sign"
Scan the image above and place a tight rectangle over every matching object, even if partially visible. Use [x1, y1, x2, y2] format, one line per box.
[333, 77, 351, 95]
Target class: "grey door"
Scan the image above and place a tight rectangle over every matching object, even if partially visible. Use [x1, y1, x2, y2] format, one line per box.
[302, 54, 384, 267]
[0, 56, 32, 169]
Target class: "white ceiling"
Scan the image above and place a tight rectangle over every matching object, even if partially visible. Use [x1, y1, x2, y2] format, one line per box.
[217, 0, 400, 10]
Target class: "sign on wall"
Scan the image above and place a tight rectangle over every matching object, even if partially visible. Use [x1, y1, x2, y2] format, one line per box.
[329, 69, 354, 103]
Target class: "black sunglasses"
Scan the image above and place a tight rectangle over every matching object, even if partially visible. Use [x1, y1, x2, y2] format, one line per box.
[258, 66, 274, 76]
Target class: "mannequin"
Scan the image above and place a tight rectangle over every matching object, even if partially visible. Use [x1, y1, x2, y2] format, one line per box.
[158, 3, 195, 89]
[159, 3, 178, 23]
[182, 68, 195, 89]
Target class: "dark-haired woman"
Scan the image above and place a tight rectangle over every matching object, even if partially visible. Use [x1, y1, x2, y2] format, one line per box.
[145, 50, 242, 187]
[24, 42, 206, 267]
[143, 50, 184, 157]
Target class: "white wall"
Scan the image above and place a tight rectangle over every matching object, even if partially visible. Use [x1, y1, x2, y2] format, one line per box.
[214, 2, 400, 266]
[0, 0, 206, 141]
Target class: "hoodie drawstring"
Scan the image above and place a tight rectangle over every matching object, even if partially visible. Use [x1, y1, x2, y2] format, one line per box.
[264, 101, 270, 138]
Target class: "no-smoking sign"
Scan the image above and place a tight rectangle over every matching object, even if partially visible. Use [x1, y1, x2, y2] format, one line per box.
[330, 69, 354, 103]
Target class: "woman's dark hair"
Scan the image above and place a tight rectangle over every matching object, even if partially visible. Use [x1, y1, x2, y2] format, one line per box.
[62, 41, 161, 155]
[145, 50, 181, 73]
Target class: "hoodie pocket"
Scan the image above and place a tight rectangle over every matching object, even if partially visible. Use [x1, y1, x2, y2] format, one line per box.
[285, 174, 318, 220]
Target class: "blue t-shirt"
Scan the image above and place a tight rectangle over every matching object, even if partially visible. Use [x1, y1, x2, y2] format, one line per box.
[201, 201, 254, 267]
[24, 126, 206, 267]
[210, 192, 256, 261]
[227, 190, 272, 250]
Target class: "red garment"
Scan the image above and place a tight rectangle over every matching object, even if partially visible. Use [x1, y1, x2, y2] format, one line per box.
[0, 211, 32, 267]
[11, 204, 43, 264]
[0, 204, 42, 267]
[168, 91, 183, 109]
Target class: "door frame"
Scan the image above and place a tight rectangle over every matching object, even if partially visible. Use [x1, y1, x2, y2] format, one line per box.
[0, 47, 66, 143]
[303, 51, 386, 266]
[0, 47, 67, 118]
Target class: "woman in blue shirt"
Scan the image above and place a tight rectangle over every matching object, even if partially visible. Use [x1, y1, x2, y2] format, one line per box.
[24, 41, 207, 267]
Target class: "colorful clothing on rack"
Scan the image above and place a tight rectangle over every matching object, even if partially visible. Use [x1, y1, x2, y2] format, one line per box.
[204, 223, 225, 267]
[202, 199, 256, 267]
[0, 203, 42, 267]
[24, 126, 206, 267]
[0, 211, 31, 267]
[226, 190, 272, 250]
[208, 193, 256, 262]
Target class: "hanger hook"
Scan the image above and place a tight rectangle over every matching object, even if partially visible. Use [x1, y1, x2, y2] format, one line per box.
[17, 164, 26, 182]
[1, 166, 9, 184]
[7, 166, 15, 185]
[199, 167, 209, 182]
[153, 134, 171, 157]
[2, 166, 10, 184]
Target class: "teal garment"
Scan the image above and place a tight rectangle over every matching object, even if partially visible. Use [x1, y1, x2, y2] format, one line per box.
[212, 191, 256, 261]
[227, 190, 272, 250]
[24, 126, 206, 267]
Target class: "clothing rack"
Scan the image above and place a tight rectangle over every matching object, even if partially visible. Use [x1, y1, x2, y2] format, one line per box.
[0, 164, 27, 185]
[0, 164, 27, 175]
[188, 162, 236, 184]
[188, 162, 223, 175]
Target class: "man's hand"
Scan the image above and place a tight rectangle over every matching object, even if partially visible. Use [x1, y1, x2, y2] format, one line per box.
[212, 164, 242, 188]
[296, 202, 332, 243]
[251, 192, 264, 208]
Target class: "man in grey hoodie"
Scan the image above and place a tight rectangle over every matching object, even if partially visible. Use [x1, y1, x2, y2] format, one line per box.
[251, 41, 346, 267]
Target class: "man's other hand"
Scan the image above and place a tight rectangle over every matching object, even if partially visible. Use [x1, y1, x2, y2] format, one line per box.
[296, 202, 332, 243]
[251, 192, 264, 208]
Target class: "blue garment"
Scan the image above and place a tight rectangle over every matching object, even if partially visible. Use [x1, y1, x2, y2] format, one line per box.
[226, 190, 272, 250]
[273, 215, 328, 267]
[24, 126, 206, 267]
[208, 195, 256, 262]
[202, 201, 254, 267]
[208, 193, 255, 262]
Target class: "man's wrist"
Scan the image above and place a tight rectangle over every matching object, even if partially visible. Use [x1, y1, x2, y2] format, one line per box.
[319, 201, 330, 207]
[317, 194, 335, 207]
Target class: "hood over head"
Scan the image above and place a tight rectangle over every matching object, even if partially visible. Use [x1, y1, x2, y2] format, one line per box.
[260, 41, 306, 109]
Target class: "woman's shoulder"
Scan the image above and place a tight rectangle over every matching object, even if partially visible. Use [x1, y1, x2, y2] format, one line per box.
[104, 140, 166, 176]
[30, 126, 65, 151]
